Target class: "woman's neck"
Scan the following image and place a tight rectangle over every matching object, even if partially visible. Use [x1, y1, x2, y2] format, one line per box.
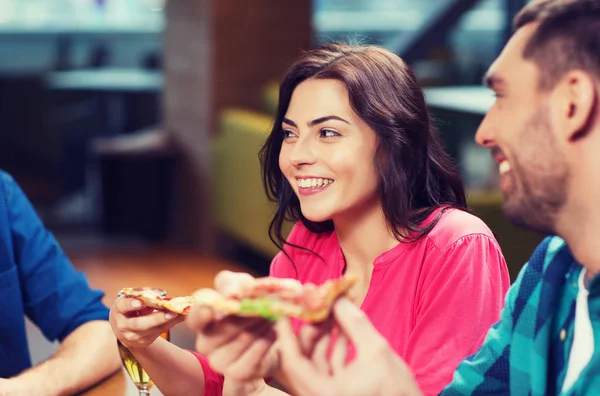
[333, 203, 401, 275]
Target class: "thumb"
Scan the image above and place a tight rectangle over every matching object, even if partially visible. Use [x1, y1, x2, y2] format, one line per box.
[214, 271, 255, 296]
[275, 318, 304, 363]
[275, 319, 324, 392]
[332, 298, 387, 352]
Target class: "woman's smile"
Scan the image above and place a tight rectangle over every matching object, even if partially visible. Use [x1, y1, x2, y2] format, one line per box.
[296, 177, 335, 196]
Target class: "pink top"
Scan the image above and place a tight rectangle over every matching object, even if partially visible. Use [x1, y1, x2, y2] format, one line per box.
[190, 351, 224, 396]
[194, 208, 510, 396]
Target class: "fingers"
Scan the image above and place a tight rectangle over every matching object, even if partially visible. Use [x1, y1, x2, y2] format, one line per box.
[124, 310, 183, 333]
[332, 298, 386, 353]
[124, 307, 155, 318]
[113, 295, 182, 330]
[275, 318, 303, 360]
[194, 315, 266, 355]
[312, 331, 332, 374]
[114, 296, 147, 315]
[111, 306, 183, 349]
[330, 328, 349, 375]
[186, 305, 216, 334]
[211, 322, 277, 381]
[214, 270, 255, 295]
[298, 319, 333, 357]
[298, 323, 323, 357]
[276, 319, 334, 396]
[206, 320, 273, 373]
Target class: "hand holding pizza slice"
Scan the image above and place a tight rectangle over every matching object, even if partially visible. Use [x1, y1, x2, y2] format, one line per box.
[119, 273, 355, 323]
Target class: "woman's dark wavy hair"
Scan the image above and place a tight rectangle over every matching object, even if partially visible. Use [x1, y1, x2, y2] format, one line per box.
[259, 43, 467, 252]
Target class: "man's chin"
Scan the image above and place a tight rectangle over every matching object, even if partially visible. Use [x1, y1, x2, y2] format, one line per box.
[502, 200, 555, 235]
[503, 204, 531, 230]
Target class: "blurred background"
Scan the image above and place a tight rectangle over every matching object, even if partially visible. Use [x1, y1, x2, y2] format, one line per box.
[1, 0, 544, 374]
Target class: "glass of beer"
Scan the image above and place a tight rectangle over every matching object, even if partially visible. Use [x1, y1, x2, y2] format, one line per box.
[117, 288, 170, 396]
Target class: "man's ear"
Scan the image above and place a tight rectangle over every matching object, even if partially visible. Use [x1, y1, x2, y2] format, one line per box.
[555, 70, 597, 141]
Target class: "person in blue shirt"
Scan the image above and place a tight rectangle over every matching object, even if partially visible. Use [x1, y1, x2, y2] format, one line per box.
[0, 170, 120, 394]
[271, 0, 600, 395]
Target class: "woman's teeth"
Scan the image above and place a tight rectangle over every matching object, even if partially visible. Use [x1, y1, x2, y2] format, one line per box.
[499, 161, 511, 175]
[297, 178, 334, 188]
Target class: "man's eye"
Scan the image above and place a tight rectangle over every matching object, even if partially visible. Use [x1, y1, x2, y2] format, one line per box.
[321, 129, 340, 138]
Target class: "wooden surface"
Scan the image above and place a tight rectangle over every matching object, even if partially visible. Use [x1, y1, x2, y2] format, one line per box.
[27, 248, 253, 395]
[82, 370, 138, 396]
[69, 249, 253, 305]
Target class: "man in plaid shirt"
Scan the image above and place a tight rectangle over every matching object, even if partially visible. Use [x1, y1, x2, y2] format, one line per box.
[275, 0, 600, 395]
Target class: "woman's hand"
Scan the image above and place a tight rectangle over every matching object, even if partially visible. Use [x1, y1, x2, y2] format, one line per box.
[109, 295, 185, 350]
[186, 271, 280, 381]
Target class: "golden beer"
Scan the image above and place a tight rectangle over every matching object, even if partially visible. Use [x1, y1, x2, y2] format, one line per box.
[118, 332, 169, 389]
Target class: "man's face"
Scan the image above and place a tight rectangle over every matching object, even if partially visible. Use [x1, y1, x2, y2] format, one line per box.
[475, 22, 569, 234]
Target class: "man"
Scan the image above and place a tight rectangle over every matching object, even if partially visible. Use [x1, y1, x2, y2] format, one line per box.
[0, 171, 120, 395]
[276, 0, 600, 394]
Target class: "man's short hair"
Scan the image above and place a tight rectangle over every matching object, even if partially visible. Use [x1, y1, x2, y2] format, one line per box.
[514, 0, 600, 90]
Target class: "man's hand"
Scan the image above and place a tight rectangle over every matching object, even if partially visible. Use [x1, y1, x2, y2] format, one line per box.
[0, 322, 120, 396]
[0, 377, 48, 396]
[276, 298, 424, 396]
[0, 377, 30, 396]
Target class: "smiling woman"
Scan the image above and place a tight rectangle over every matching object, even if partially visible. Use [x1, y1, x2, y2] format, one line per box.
[261, 45, 475, 251]
[246, 43, 510, 395]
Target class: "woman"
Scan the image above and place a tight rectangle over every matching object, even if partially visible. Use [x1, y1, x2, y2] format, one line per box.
[110, 43, 510, 396]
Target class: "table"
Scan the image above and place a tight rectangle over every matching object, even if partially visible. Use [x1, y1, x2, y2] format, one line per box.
[82, 370, 155, 396]
[82, 369, 169, 396]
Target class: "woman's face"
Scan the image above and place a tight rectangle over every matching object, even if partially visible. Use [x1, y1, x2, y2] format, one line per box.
[279, 78, 380, 223]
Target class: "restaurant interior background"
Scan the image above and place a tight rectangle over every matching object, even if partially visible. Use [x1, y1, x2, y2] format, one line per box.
[1, 0, 544, 379]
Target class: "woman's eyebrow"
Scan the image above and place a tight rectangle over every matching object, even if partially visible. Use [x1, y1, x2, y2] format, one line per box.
[281, 115, 350, 128]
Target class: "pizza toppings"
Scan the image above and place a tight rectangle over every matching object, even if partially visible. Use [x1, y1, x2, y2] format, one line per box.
[119, 274, 356, 323]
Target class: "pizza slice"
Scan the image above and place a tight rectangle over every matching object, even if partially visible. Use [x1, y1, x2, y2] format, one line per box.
[119, 288, 198, 315]
[119, 274, 355, 323]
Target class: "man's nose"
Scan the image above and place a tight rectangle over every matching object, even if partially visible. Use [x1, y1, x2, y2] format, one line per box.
[475, 112, 496, 148]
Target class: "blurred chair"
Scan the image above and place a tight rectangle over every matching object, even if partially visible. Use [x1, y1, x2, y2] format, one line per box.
[212, 108, 286, 260]
[91, 129, 176, 242]
[0, 73, 97, 202]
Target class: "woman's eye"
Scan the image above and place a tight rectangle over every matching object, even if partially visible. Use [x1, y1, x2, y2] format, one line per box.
[282, 130, 296, 139]
[321, 129, 340, 138]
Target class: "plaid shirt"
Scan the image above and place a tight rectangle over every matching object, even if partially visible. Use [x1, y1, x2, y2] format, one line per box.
[441, 236, 600, 395]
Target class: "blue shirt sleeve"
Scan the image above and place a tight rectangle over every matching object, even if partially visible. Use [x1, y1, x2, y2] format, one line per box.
[3, 172, 109, 342]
